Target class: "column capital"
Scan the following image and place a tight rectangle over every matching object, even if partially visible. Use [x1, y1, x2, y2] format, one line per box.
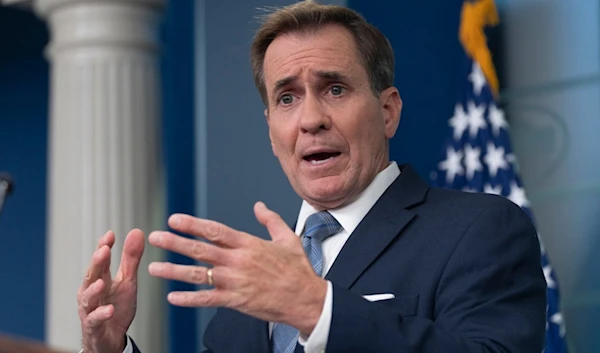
[33, 0, 164, 16]
[33, 0, 165, 57]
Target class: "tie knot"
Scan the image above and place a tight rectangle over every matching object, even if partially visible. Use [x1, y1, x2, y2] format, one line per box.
[303, 211, 341, 242]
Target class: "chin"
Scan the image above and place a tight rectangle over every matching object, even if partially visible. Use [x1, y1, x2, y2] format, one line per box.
[299, 180, 351, 209]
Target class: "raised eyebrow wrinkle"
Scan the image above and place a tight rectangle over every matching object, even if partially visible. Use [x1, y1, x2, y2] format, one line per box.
[315, 71, 348, 81]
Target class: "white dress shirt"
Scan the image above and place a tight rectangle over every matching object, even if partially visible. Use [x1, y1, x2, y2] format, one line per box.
[115, 162, 400, 353]
[122, 337, 133, 353]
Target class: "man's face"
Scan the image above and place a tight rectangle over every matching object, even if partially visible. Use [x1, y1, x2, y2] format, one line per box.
[263, 24, 402, 210]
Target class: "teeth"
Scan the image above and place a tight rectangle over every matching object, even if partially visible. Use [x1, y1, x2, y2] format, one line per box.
[309, 156, 333, 165]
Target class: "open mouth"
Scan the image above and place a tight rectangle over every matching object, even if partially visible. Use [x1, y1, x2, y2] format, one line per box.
[303, 151, 342, 165]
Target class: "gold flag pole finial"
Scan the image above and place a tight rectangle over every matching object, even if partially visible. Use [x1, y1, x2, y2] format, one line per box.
[459, 0, 500, 97]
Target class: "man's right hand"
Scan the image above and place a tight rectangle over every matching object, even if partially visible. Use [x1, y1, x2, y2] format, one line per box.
[78, 229, 145, 353]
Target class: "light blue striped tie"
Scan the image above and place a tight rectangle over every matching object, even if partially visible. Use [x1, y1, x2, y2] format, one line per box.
[271, 211, 341, 353]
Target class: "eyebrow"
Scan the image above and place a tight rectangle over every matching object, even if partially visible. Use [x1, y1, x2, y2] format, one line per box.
[274, 76, 296, 95]
[315, 70, 349, 82]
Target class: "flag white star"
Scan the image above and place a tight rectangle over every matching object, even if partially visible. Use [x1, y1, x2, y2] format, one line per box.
[543, 265, 556, 289]
[438, 147, 464, 183]
[469, 62, 487, 96]
[507, 180, 530, 208]
[462, 186, 478, 193]
[467, 101, 487, 138]
[449, 103, 469, 140]
[464, 144, 483, 179]
[484, 183, 502, 195]
[483, 142, 508, 177]
[488, 103, 508, 136]
[550, 312, 566, 337]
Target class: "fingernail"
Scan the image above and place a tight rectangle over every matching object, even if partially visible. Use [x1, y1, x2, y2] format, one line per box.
[101, 306, 111, 316]
[148, 232, 162, 244]
[169, 215, 181, 227]
[168, 292, 182, 302]
[148, 262, 162, 273]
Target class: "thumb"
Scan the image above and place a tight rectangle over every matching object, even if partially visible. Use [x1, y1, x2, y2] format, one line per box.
[254, 201, 294, 243]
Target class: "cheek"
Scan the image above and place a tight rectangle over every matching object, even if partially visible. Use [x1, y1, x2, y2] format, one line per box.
[270, 125, 296, 157]
[346, 117, 385, 159]
[347, 115, 378, 145]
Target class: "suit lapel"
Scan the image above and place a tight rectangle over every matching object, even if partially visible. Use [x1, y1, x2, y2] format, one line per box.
[325, 165, 429, 289]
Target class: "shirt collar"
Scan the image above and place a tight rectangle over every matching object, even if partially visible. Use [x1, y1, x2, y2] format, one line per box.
[294, 162, 401, 235]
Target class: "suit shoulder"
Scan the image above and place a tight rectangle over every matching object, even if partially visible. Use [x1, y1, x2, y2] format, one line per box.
[419, 188, 540, 264]
[421, 187, 534, 228]
[427, 186, 524, 211]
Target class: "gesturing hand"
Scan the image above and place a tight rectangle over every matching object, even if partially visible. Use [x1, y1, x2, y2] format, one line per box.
[78, 229, 145, 353]
[148, 202, 327, 336]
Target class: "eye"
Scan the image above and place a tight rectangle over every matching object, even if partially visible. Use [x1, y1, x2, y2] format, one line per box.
[330, 85, 345, 96]
[279, 93, 294, 105]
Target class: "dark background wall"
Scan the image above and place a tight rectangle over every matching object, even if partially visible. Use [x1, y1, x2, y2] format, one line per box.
[0, 6, 49, 341]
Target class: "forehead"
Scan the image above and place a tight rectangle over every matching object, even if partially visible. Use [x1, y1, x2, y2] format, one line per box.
[262, 24, 366, 87]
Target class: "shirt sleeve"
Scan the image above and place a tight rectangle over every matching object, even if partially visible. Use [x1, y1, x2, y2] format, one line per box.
[297, 280, 333, 353]
[78, 335, 133, 353]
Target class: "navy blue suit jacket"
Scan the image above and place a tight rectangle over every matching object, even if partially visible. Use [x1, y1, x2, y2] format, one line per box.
[135, 165, 546, 352]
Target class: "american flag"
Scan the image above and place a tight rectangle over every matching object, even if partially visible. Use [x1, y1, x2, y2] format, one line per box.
[431, 56, 568, 353]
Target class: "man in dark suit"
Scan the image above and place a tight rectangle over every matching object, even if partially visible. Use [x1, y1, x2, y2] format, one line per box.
[76, 1, 546, 352]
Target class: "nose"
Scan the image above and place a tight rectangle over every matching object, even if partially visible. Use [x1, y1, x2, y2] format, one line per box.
[299, 93, 331, 134]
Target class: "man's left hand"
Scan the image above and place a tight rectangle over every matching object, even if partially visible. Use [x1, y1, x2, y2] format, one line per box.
[147, 201, 326, 336]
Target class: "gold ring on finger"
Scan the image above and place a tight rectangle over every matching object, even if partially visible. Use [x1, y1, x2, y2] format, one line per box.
[207, 268, 214, 286]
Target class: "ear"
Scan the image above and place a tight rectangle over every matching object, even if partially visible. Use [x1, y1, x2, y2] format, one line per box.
[379, 87, 402, 139]
[265, 108, 278, 157]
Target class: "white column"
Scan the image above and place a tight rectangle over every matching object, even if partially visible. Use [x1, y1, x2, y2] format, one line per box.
[34, 0, 166, 351]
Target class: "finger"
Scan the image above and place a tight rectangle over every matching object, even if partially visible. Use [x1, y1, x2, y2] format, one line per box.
[168, 214, 249, 248]
[167, 289, 227, 308]
[82, 245, 111, 289]
[148, 263, 212, 285]
[85, 304, 115, 330]
[97, 230, 116, 250]
[148, 231, 228, 265]
[99, 234, 113, 283]
[95, 231, 114, 286]
[254, 201, 294, 242]
[80, 278, 106, 314]
[116, 229, 145, 281]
